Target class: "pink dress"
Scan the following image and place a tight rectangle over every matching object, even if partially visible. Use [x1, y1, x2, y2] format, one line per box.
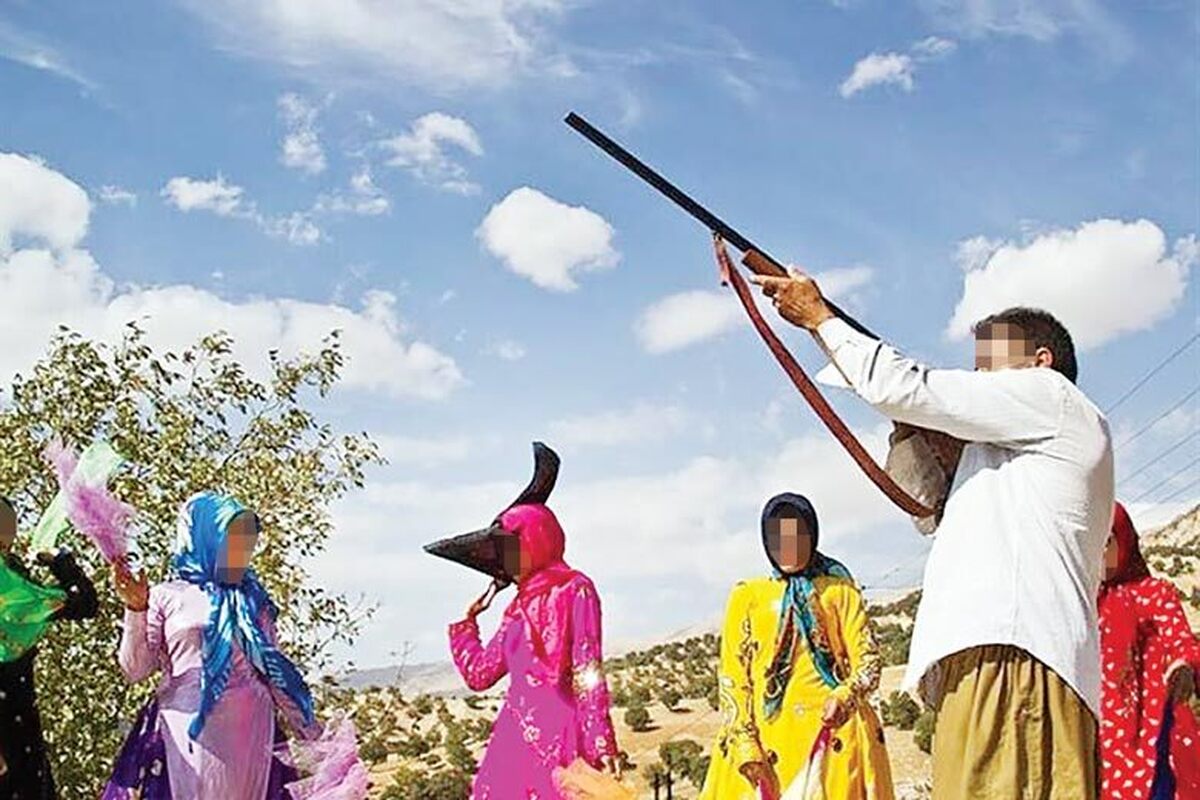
[118, 580, 311, 800]
[449, 573, 618, 800]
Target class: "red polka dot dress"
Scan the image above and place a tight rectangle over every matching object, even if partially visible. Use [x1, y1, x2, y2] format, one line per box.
[1099, 503, 1200, 800]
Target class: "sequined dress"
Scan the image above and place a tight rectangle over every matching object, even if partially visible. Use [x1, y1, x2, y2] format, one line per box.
[448, 574, 617, 800]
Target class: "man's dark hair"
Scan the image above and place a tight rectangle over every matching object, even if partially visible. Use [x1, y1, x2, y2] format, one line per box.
[972, 307, 1078, 383]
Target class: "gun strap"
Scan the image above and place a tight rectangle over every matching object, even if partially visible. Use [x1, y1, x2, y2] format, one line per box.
[714, 237, 935, 518]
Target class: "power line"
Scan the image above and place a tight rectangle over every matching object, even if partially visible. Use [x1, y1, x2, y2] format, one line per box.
[1104, 332, 1200, 415]
[1156, 474, 1200, 506]
[1129, 453, 1200, 504]
[1114, 384, 1200, 452]
[1118, 430, 1200, 486]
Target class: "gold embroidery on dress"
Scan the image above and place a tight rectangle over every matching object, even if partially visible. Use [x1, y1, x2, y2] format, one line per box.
[716, 614, 763, 760]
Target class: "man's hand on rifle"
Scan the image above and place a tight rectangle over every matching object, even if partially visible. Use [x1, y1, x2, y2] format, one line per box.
[749, 270, 835, 331]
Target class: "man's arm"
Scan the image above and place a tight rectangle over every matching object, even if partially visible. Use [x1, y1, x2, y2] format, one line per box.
[816, 317, 1062, 445]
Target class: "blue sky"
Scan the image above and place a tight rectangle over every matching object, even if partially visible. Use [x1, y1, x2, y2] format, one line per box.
[1, 0, 1197, 669]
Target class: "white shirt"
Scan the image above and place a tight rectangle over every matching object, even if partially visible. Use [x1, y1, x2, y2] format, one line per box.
[815, 317, 1114, 716]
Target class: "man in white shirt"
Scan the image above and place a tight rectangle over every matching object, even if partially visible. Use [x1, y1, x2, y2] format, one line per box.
[751, 270, 1113, 799]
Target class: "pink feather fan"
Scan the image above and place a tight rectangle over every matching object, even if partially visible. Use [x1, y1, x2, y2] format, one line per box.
[44, 438, 132, 564]
[281, 716, 371, 800]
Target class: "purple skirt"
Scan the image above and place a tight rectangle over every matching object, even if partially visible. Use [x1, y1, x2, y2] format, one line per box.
[101, 698, 298, 800]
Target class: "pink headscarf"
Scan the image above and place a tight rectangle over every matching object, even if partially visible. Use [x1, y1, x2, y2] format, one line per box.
[497, 503, 582, 680]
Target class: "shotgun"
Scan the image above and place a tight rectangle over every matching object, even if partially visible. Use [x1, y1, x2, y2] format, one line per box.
[564, 111, 964, 527]
[564, 111, 877, 339]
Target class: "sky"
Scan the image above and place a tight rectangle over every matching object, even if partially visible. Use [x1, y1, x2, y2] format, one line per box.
[1, 0, 1197, 670]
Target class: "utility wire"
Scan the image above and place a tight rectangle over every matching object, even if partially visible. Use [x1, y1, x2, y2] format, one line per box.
[1156, 474, 1200, 506]
[1114, 385, 1200, 452]
[1130, 454, 1200, 504]
[1118, 430, 1200, 486]
[1104, 332, 1200, 415]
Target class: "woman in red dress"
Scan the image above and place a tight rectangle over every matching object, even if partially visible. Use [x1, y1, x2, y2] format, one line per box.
[1099, 501, 1200, 799]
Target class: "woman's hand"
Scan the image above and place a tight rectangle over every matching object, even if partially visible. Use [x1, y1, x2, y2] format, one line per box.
[465, 581, 500, 621]
[600, 754, 622, 780]
[0, 745, 7, 777]
[822, 694, 851, 729]
[739, 761, 779, 799]
[113, 558, 149, 612]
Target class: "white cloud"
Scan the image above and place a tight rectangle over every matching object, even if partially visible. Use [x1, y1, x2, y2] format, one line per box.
[97, 185, 137, 206]
[917, 0, 1130, 58]
[179, 0, 572, 91]
[373, 434, 476, 467]
[314, 424, 903, 664]
[477, 187, 619, 292]
[278, 93, 327, 175]
[0, 153, 90, 253]
[0, 152, 463, 399]
[314, 168, 390, 217]
[636, 265, 875, 354]
[161, 175, 245, 215]
[840, 52, 915, 98]
[483, 339, 527, 361]
[0, 21, 96, 92]
[839, 36, 955, 99]
[548, 403, 692, 449]
[381, 113, 483, 195]
[161, 175, 323, 246]
[911, 35, 958, 58]
[947, 219, 1196, 350]
[635, 289, 742, 354]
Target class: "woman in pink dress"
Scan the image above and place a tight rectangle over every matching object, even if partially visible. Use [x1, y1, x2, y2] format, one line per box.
[109, 492, 317, 799]
[450, 502, 619, 799]
[430, 443, 619, 799]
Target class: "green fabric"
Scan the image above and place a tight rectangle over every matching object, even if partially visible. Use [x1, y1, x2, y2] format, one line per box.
[27, 441, 124, 552]
[0, 559, 65, 662]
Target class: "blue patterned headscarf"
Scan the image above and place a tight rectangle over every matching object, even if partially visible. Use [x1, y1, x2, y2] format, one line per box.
[171, 492, 314, 739]
[760, 492, 852, 721]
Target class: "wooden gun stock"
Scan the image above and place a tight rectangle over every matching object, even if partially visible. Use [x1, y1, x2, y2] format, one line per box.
[741, 249, 788, 278]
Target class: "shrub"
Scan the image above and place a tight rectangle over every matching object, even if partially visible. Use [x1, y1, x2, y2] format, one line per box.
[625, 704, 652, 732]
[914, 709, 936, 754]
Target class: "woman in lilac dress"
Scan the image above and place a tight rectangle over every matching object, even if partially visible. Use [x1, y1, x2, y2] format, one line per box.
[108, 492, 316, 799]
[449, 501, 619, 799]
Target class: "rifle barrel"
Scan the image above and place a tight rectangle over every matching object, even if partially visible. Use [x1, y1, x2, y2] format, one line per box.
[565, 112, 877, 339]
[565, 112, 785, 273]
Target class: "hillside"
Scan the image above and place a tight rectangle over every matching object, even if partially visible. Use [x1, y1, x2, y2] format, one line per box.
[344, 504, 1200, 799]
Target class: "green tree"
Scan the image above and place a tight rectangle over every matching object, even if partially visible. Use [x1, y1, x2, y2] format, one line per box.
[0, 327, 381, 796]
[624, 703, 652, 732]
[657, 685, 682, 711]
[881, 691, 921, 730]
[382, 766, 472, 799]
[914, 709, 936, 754]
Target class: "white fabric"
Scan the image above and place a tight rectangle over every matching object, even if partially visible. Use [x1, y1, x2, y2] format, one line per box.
[815, 317, 1114, 716]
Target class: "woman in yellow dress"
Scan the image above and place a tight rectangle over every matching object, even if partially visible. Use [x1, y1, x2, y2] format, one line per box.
[699, 492, 894, 800]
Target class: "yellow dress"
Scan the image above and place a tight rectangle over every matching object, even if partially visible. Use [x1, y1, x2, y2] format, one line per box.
[699, 575, 895, 800]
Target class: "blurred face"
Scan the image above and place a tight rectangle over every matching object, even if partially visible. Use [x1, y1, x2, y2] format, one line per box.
[1104, 533, 1120, 579]
[766, 515, 814, 574]
[498, 532, 532, 583]
[0, 500, 15, 553]
[217, 511, 260, 584]
[975, 322, 1051, 372]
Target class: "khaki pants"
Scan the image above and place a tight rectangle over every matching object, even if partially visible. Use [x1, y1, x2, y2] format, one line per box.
[930, 645, 1098, 800]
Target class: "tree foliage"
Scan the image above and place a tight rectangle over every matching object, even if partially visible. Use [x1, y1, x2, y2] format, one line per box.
[0, 326, 381, 796]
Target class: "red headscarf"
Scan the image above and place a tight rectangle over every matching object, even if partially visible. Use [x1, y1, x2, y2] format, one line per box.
[1103, 501, 1150, 589]
[497, 503, 582, 680]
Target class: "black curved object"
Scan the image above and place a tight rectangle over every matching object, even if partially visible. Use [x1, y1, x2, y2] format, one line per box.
[507, 441, 560, 509]
[422, 442, 561, 586]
